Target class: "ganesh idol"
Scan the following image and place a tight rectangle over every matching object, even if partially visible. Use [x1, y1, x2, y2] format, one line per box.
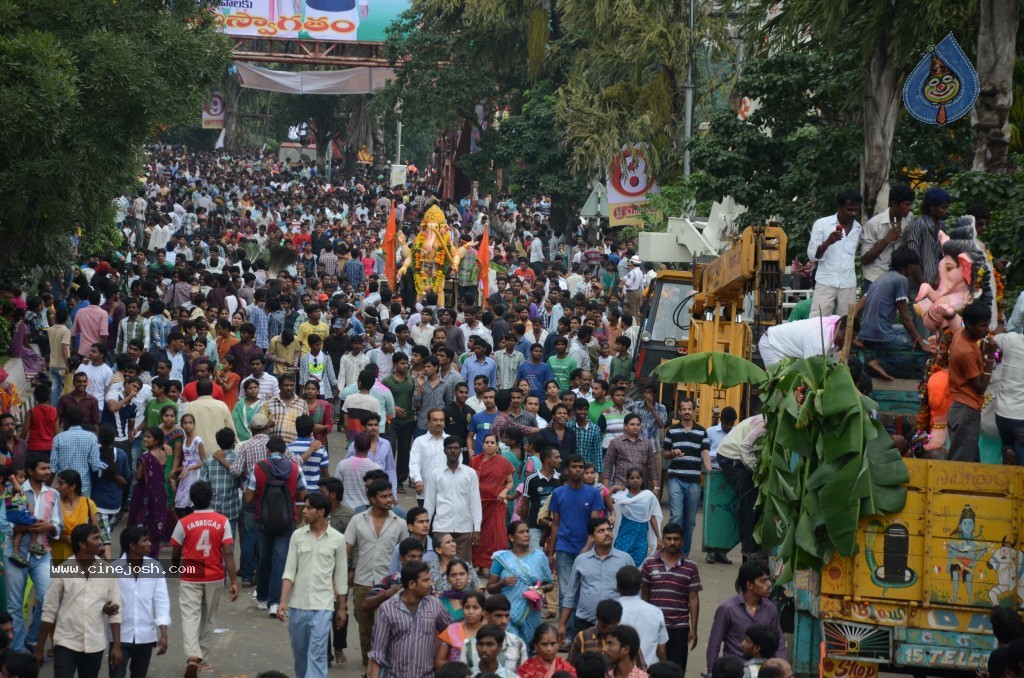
[915, 218, 1002, 453]
[397, 204, 476, 307]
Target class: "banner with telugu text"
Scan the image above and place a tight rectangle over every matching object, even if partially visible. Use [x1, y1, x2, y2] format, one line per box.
[215, 0, 410, 43]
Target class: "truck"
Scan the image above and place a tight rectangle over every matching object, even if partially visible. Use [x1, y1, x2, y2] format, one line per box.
[787, 458, 1013, 677]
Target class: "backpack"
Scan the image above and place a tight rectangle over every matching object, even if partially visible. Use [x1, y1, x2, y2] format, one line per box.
[257, 460, 295, 535]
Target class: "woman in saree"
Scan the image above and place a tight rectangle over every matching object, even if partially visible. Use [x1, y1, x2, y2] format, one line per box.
[8, 309, 46, 380]
[470, 434, 515, 573]
[158, 404, 184, 540]
[438, 558, 473, 622]
[487, 520, 554, 645]
[232, 379, 263, 443]
[435, 590, 486, 667]
[51, 470, 106, 563]
[127, 426, 168, 559]
[517, 624, 577, 678]
[612, 467, 663, 566]
[302, 379, 334, 450]
[429, 532, 480, 593]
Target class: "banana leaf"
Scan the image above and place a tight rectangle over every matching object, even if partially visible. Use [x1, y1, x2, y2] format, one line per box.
[651, 352, 767, 387]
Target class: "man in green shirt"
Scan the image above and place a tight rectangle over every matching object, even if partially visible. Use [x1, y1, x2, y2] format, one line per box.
[144, 376, 177, 428]
[546, 337, 578, 391]
[609, 336, 633, 383]
[383, 352, 416, 488]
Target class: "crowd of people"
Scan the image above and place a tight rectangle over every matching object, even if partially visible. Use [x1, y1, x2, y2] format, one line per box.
[0, 147, 793, 678]
[0, 148, 1015, 678]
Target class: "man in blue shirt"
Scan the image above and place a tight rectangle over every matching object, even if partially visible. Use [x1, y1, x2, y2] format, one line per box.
[468, 388, 499, 455]
[461, 338, 497, 389]
[856, 245, 931, 380]
[515, 344, 555, 398]
[546, 454, 612, 641]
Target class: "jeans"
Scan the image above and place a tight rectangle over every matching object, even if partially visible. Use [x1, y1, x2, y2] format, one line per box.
[256, 529, 290, 606]
[109, 641, 154, 678]
[50, 367, 65, 407]
[555, 550, 578, 640]
[6, 549, 50, 651]
[239, 500, 258, 581]
[53, 645, 103, 678]
[995, 414, 1024, 465]
[289, 608, 333, 678]
[667, 477, 701, 557]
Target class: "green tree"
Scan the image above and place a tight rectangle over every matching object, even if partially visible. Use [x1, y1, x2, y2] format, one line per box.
[0, 0, 231, 274]
[376, 1, 535, 138]
[556, 0, 731, 182]
[458, 83, 589, 229]
[739, 0, 976, 214]
[689, 47, 863, 255]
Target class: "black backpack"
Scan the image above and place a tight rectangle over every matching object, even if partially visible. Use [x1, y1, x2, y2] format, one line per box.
[257, 460, 295, 534]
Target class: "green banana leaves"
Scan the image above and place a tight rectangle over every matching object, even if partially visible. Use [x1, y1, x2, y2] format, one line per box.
[654, 351, 908, 584]
[755, 357, 908, 582]
[652, 352, 768, 388]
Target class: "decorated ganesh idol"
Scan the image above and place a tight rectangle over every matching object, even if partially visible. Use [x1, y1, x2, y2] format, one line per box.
[397, 204, 474, 306]
[914, 218, 1003, 453]
[914, 221, 997, 331]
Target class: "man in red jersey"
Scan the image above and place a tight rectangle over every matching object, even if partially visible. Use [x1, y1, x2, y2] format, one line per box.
[171, 481, 239, 678]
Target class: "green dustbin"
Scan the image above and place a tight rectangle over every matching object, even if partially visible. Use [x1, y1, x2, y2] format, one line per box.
[702, 470, 741, 553]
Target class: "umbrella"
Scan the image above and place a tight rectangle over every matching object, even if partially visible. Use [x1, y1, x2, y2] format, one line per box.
[651, 352, 767, 388]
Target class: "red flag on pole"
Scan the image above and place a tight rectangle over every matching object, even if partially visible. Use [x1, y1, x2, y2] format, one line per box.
[478, 228, 490, 304]
[383, 203, 397, 290]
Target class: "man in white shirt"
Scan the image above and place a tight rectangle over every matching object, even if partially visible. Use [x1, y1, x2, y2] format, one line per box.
[424, 436, 481, 564]
[76, 344, 114, 413]
[622, 256, 646, 317]
[615, 566, 668, 667]
[408, 409, 448, 504]
[859, 184, 915, 292]
[114, 526, 171, 678]
[757, 316, 851, 367]
[806, 189, 863, 318]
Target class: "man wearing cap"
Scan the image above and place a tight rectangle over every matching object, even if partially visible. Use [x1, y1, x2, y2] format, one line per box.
[623, 256, 645, 317]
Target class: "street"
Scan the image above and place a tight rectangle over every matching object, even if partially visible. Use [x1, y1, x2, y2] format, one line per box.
[59, 427, 740, 678]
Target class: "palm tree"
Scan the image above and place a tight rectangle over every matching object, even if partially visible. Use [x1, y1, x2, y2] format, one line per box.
[556, 0, 731, 181]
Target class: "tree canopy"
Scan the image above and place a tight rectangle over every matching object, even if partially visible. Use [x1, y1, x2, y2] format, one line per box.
[0, 0, 231, 273]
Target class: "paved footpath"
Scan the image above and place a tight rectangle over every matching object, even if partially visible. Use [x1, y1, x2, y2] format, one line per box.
[39, 428, 742, 678]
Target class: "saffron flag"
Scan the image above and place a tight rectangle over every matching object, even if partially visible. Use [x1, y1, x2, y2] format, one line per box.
[478, 228, 490, 303]
[383, 203, 397, 290]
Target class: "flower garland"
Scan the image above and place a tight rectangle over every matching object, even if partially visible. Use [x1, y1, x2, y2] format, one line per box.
[409, 231, 451, 297]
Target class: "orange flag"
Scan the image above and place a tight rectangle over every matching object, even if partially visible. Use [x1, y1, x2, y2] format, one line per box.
[383, 203, 397, 290]
[478, 228, 490, 304]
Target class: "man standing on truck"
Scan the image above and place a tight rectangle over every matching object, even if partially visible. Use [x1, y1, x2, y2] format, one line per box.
[948, 302, 999, 463]
[806, 189, 863, 318]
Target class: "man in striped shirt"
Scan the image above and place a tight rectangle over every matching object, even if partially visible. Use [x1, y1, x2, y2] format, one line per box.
[662, 398, 710, 558]
[641, 522, 702, 675]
